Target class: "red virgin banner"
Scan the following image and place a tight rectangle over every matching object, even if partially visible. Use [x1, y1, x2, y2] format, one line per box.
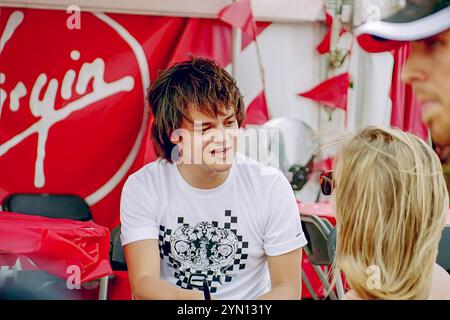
[0, 8, 152, 229]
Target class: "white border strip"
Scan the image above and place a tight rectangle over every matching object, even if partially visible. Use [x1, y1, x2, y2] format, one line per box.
[85, 13, 150, 205]
[1, 0, 326, 22]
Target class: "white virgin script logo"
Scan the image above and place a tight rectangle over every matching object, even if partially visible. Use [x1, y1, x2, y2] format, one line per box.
[0, 11, 135, 188]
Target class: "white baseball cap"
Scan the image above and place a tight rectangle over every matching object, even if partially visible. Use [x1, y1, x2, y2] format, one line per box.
[355, 0, 450, 53]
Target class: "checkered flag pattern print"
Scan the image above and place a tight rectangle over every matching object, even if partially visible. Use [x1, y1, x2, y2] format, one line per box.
[158, 210, 248, 293]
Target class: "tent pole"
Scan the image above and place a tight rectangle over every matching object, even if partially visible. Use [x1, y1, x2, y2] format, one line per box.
[231, 26, 242, 78]
[231, 0, 241, 77]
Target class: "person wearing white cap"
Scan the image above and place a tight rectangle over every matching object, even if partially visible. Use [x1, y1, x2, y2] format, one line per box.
[355, 0, 450, 147]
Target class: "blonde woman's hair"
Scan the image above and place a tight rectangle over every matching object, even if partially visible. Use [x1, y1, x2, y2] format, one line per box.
[333, 126, 449, 300]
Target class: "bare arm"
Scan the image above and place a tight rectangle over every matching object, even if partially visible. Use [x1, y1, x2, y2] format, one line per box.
[124, 239, 204, 300]
[429, 263, 450, 300]
[257, 249, 302, 300]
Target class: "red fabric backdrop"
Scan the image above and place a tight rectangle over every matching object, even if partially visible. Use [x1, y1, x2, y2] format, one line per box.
[390, 44, 428, 140]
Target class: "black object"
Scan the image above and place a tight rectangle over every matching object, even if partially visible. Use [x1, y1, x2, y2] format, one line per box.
[301, 221, 334, 266]
[0, 270, 83, 300]
[327, 228, 337, 263]
[320, 171, 333, 196]
[3, 193, 91, 221]
[109, 225, 127, 271]
[288, 158, 313, 191]
[289, 165, 310, 191]
[202, 279, 211, 301]
[437, 226, 450, 274]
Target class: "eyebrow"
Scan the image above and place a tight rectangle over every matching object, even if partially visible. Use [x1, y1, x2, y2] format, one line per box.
[201, 121, 213, 127]
[188, 119, 214, 129]
[193, 114, 236, 127]
[224, 114, 235, 121]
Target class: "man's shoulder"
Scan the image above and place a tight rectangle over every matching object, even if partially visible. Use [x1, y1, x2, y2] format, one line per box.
[127, 159, 172, 185]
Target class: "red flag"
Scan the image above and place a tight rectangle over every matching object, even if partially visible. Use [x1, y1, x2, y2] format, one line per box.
[242, 91, 270, 126]
[298, 72, 350, 111]
[218, 0, 256, 40]
[316, 11, 349, 55]
[312, 157, 333, 173]
[390, 44, 428, 140]
[316, 12, 333, 54]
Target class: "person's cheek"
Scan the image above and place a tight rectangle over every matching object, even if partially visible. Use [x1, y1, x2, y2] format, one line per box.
[233, 135, 238, 152]
[421, 104, 439, 127]
[438, 36, 450, 122]
[184, 136, 194, 165]
[200, 134, 212, 164]
[226, 128, 238, 154]
[433, 113, 450, 146]
[183, 131, 202, 165]
[203, 131, 223, 165]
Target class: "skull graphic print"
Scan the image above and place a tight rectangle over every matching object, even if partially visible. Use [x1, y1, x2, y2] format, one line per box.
[158, 210, 249, 293]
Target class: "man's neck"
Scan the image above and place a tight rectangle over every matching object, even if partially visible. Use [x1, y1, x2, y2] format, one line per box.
[177, 164, 230, 190]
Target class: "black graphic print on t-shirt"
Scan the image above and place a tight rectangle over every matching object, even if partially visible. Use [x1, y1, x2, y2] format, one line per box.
[158, 210, 249, 293]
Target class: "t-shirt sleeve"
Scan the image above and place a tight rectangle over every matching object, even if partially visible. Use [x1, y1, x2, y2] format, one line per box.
[120, 174, 159, 246]
[263, 173, 308, 256]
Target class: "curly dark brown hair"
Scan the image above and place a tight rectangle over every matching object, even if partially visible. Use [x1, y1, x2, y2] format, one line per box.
[147, 57, 245, 163]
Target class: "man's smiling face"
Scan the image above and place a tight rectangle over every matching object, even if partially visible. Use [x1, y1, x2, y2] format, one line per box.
[401, 29, 450, 146]
[174, 107, 239, 173]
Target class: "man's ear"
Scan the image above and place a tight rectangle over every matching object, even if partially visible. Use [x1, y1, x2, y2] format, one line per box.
[169, 129, 183, 145]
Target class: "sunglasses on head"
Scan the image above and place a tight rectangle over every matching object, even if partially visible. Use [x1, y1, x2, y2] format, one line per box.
[320, 171, 334, 196]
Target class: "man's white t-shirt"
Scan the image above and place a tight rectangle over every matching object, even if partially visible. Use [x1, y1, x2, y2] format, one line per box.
[120, 153, 307, 300]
